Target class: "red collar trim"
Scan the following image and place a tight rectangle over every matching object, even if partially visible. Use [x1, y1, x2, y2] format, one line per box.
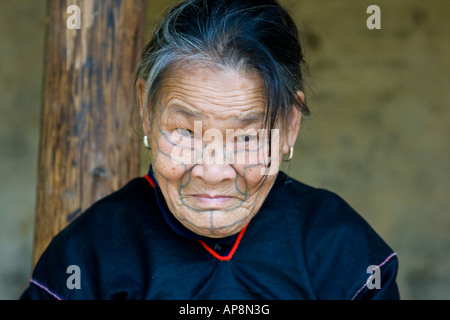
[199, 224, 248, 261]
[143, 174, 248, 261]
[143, 174, 155, 188]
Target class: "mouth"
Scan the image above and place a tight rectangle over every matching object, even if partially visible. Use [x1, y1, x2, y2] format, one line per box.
[193, 194, 234, 205]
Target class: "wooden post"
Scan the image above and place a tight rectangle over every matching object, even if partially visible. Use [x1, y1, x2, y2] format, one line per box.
[32, 0, 146, 267]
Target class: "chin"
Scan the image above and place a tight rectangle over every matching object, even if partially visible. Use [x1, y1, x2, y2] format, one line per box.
[181, 209, 250, 238]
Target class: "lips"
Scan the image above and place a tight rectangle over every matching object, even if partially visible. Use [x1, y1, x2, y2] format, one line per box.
[193, 194, 233, 205]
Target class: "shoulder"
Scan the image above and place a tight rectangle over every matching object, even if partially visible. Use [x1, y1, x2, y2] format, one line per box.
[71, 175, 163, 233]
[55, 177, 156, 249]
[271, 172, 388, 244]
[25, 176, 158, 299]
[269, 172, 368, 229]
[268, 172, 399, 299]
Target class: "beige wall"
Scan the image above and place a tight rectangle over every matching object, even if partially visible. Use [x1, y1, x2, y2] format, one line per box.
[1, 0, 448, 299]
[0, 1, 45, 299]
[282, 0, 450, 299]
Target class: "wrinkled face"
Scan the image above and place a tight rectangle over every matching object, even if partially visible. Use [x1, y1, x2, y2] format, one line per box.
[140, 65, 301, 238]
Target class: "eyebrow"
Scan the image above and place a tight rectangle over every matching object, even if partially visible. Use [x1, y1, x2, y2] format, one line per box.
[167, 104, 265, 125]
[168, 104, 205, 120]
[238, 112, 265, 125]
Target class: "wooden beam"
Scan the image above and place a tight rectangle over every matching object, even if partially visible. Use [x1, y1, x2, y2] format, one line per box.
[32, 0, 146, 267]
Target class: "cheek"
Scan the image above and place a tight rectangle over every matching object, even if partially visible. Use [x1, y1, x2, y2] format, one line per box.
[151, 134, 190, 180]
[153, 157, 186, 180]
[242, 166, 263, 184]
[240, 166, 277, 192]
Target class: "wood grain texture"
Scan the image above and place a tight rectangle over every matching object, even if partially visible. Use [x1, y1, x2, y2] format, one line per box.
[32, 0, 146, 267]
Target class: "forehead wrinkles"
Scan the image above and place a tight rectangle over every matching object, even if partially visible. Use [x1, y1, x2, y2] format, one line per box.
[158, 67, 267, 119]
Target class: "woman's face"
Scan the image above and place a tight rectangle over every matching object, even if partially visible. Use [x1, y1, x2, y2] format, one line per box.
[140, 65, 301, 238]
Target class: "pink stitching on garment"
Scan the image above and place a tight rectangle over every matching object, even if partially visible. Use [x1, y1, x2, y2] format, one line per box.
[30, 278, 63, 300]
[350, 252, 397, 300]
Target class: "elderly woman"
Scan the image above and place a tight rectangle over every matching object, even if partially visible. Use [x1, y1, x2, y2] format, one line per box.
[21, 0, 399, 300]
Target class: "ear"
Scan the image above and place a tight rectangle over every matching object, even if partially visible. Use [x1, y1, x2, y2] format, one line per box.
[282, 91, 304, 155]
[137, 78, 151, 135]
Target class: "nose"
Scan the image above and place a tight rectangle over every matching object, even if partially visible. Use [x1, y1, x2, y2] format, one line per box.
[191, 134, 236, 184]
[191, 163, 236, 185]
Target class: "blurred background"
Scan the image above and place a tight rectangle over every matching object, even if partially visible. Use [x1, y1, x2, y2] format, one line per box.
[0, 0, 449, 299]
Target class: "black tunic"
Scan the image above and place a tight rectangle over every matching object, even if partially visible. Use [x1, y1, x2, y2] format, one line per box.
[20, 169, 399, 300]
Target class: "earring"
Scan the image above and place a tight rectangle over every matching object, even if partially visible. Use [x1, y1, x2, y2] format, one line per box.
[282, 145, 294, 162]
[143, 135, 151, 150]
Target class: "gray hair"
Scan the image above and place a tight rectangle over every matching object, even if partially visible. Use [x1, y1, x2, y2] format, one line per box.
[134, 0, 309, 129]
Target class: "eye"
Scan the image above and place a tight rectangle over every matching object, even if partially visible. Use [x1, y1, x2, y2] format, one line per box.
[236, 134, 257, 143]
[175, 128, 194, 137]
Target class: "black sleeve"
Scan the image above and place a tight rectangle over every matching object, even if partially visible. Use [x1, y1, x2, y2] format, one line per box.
[20, 279, 64, 300]
[303, 190, 401, 300]
[18, 211, 119, 300]
[18, 223, 92, 300]
[19, 182, 149, 300]
[350, 253, 400, 300]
